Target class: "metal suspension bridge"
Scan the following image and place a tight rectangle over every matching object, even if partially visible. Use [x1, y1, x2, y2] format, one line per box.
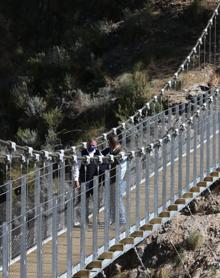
[1, 1, 220, 278]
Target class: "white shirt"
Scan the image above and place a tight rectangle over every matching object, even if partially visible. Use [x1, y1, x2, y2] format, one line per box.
[72, 147, 127, 182]
[72, 149, 97, 182]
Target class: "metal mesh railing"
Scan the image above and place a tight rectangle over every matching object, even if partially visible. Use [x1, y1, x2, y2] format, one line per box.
[0, 89, 220, 277]
[1, 1, 220, 277]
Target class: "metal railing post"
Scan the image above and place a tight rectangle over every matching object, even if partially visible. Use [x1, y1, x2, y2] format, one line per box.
[37, 207, 43, 278]
[186, 120, 191, 191]
[92, 176, 98, 260]
[67, 189, 73, 278]
[34, 166, 41, 244]
[162, 138, 168, 209]
[175, 104, 180, 123]
[2, 222, 9, 278]
[212, 95, 217, 169]
[153, 115, 158, 141]
[80, 182, 86, 268]
[146, 119, 151, 144]
[206, 103, 211, 175]
[125, 159, 131, 236]
[47, 161, 53, 237]
[20, 175, 27, 278]
[104, 170, 110, 252]
[59, 160, 65, 229]
[168, 107, 172, 130]
[170, 132, 176, 202]
[178, 128, 183, 197]
[135, 156, 141, 229]
[52, 197, 58, 278]
[145, 148, 151, 222]
[139, 122, 144, 148]
[131, 121, 136, 150]
[161, 111, 165, 137]
[200, 108, 205, 179]
[115, 165, 120, 241]
[121, 126, 127, 149]
[154, 142, 159, 216]
[193, 116, 198, 186]
[6, 181, 12, 260]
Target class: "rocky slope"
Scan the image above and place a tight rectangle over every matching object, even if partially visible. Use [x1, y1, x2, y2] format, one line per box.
[105, 184, 220, 278]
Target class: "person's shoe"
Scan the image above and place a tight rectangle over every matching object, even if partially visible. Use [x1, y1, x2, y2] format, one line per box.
[109, 219, 115, 225]
[73, 221, 80, 228]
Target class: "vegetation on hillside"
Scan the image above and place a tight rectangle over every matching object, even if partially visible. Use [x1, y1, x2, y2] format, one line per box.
[0, 0, 212, 149]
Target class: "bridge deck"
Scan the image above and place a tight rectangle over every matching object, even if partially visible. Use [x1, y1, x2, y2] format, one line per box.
[0, 132, 216, 278]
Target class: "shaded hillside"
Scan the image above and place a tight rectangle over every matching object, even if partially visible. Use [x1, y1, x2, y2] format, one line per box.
[0, 0, 213, 148]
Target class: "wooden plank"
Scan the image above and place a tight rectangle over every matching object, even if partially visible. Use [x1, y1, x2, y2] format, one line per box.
[159, 211, 170, 218]
[86, 260, 102, 269]
[204, 176, 214, 182]
[120, 237, 135, 244]
[168, 204, 178, 211]
[182, 192, 193, 199]
[98, 252, 114, 260]
[210, 171, 219, 177]
[150, 218, 162, 224]
[175, 198, 186, 205]
[109, 244, 124, 252]
[140, 224, 153, 231]
[130, 231, 144, 238]
[197, 181, 208, 187]
[190, 186, 200, 193]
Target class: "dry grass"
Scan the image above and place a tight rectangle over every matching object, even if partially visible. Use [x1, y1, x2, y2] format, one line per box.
[179, 64, 215, 89]
[186, 230, 205, 250]
[166, 64, 216, 105]
[153, 267, 170, 278]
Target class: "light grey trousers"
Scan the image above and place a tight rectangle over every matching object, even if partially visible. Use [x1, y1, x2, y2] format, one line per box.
[110, 180, 126, 224]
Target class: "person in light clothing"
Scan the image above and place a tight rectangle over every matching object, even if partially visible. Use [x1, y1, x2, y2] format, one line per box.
[102, 134, 127, 225]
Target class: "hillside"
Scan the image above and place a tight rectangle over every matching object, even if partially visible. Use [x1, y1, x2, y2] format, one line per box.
[104, 184, 220, 278]
[0, 0, 215, 149]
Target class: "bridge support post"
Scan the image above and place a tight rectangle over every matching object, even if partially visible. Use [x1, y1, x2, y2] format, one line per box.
[125, 160, 131, 236]
[20, 175, 27, 278]
[52, 197, 58, 278]
[178, 128, 183, 197]
[92, 176, 99, 260]
[104, 170, 110, 252]
[135, 157, 141, 229]
[145, 148, 151, 222]
[80, 183, 86, 268]
[2, 222, 9, 278]
[67, 188, 73, 278]
[37, 207, 43, 278]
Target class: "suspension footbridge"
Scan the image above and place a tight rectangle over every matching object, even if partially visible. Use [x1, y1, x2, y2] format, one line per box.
[0, 2, 220, 278]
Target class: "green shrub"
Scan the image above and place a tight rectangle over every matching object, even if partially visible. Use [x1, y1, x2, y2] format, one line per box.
[186, 230, 204, 250]
[16, 128, 38, 146]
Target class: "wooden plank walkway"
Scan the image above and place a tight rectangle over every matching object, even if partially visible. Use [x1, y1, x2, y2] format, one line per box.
[0, 133, 218, 278]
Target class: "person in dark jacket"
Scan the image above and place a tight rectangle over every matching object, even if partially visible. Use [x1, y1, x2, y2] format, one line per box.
[73, 139, 102, 224]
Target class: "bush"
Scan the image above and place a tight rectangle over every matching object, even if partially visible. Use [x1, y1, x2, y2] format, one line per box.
[186, 230, 204, 250]
[16, 128, 38, 146]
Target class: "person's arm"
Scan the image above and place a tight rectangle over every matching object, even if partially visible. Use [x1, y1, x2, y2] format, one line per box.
[72, 159, 81, 188]
[119, 152, 127, 181]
